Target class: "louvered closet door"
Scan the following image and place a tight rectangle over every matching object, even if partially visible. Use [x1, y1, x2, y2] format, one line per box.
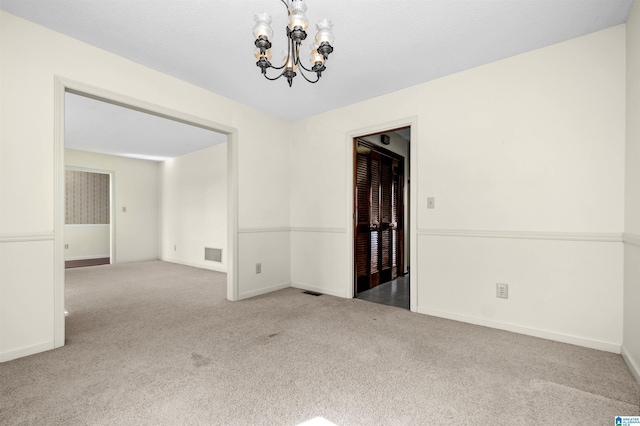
[355, 140, 405, 294]
[369, 151, 382, 288]
[379, 155, 394, 283]
[355, 150, 373, 293]
[392, 164, 404, 280]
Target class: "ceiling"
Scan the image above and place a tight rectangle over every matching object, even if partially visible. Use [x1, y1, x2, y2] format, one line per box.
[64, 92, 227, 161]
[1, 0, 633, 159]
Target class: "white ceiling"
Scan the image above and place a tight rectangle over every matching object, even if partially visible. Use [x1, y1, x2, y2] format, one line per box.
[1, 0, 633, 159]
[64, 92, 227, 161]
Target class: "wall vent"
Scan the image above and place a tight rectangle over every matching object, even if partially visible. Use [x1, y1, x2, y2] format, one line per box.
[204, 247, 222, 262]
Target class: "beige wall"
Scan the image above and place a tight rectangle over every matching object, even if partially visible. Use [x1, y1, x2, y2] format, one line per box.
[290, 25, 626, 352]
[624, 0, 640, 382]
[0, 11, 290, 361]
[64, 224, 110, 261]
[160, 144, 227, 272]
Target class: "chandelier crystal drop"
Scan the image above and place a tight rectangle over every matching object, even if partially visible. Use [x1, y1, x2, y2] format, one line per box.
[253, 0, 334, 87]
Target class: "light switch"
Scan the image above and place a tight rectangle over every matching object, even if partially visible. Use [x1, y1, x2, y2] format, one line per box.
[122, 206, 127, 213]
[427, 197, 435, 209]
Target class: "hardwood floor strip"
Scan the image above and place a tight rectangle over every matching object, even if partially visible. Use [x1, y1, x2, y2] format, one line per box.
[65, 258, 110, 269]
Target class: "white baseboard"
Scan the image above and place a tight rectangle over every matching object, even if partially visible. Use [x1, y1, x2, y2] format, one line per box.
[621, 345, 640, 384]
[291, 282, 347, 298]
[161, 257, 227, 273]
[237, 281, 291, 300]
[418, 307, 621, 354]
[119, 257, 161, 264]
[0, 340, 55, 362]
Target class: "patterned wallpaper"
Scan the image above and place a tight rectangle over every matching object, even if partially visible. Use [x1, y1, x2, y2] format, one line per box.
[65, 170, 110, 224]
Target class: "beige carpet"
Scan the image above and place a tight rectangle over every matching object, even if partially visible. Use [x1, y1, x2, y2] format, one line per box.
[0, 260, 638, 425]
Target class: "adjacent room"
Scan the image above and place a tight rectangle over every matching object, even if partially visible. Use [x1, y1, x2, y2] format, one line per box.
[63, 91, 229, 272]
[1, 0, 640, 424]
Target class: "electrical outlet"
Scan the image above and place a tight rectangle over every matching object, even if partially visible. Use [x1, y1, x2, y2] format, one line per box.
[496, 283, 509, 299]
[256, 263, 262, 274]
[64, 244, 69, 249]
[122, 206, 127, 213]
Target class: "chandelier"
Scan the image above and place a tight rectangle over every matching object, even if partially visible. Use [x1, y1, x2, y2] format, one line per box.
[253, 0, 335, 87]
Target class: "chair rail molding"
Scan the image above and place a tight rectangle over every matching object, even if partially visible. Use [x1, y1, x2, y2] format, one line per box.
[238, 226, 291, 234]
[0, 232, 55, 243]
[418, 228, 622, 243]
[290, 226, 346, 233]
[622, 232, 640, 247]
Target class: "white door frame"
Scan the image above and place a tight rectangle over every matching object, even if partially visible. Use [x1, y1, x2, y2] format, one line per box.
[345, 116, 419, 312]
[53, 77, 239, 348]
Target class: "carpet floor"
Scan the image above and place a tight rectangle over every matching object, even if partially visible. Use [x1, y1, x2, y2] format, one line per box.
[0, 260, 638, 425]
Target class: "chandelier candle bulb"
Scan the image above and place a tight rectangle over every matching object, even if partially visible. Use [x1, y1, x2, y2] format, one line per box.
[288, 12, 309, 31]
[309, 47, 324, 66]
[283, 50, 297, 71]
[255, 47, 272, 60]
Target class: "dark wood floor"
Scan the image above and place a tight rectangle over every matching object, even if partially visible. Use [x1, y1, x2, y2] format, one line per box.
[355, 274, 410, 309]
[65, 258, 110, 269]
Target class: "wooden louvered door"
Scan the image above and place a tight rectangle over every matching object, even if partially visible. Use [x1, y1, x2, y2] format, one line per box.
[392, 164, 404, 281]
[355, 148, 374, 293]
[379, 154, 394, 283]
[355, 139, 404, 294]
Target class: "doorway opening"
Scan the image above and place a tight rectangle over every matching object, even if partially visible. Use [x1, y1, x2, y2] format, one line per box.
[353, 127, 410, 309]
[64, 168, 113, 269]
[54, 77, 239, 349]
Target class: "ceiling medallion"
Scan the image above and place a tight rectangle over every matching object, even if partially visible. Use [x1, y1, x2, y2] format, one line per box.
[253, 0, 335, 87]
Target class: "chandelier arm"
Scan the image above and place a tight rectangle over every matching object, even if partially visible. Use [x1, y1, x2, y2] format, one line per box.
[297, 61, 315, 73]
[263, 71, 286, 81]
[297, 67, 321, 83]
[289, 34, 295, 60]
[268, 62, 287, 71]
[297, 58, 325, 80]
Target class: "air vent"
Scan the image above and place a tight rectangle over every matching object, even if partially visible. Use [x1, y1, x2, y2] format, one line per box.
[303, 290, 322, 296]
[204, 247, 222, 262]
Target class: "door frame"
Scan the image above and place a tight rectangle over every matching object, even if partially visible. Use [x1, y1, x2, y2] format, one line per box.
[53, 77, 239, 348]
[64, 166, 115, 264]
[345, 117, 418, 312]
